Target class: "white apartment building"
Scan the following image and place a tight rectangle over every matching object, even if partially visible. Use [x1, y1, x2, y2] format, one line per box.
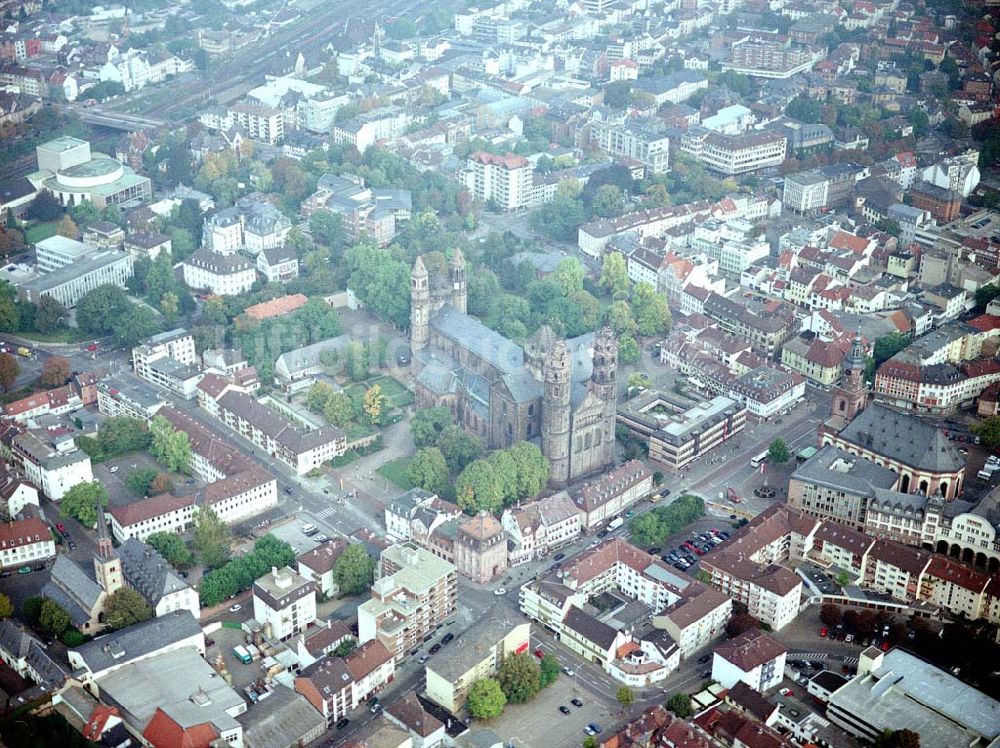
[358, 543, 458, 661]
[0, 517, 56, 569]
[657, 583, 733, 656]
[462, 151, 534, 212]
[11, 430, 92, 501]
[711, 628, 787, 692]
[681, 129, 787, 175]
[228, 103, 284, 144]
[501, 491, 581, 564]
[294, 641, 396, 725]
[252, 566, 317, 641]
[108, 467, 277, 542]
[132, 329, 203, 400]
[182, 248, 256, 296]
[590, 119, 671, 174]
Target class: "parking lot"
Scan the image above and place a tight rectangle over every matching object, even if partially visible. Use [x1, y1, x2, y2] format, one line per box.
[96, 453, 188, 509]
[628, 518, 735, 574]
[490, 671, 618, 747]
[206, 622, 264, 694]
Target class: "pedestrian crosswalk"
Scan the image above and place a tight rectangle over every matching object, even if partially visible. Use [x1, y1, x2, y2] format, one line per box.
[314, 506, 338, 521]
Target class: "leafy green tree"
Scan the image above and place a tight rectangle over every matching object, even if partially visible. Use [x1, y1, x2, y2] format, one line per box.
[539, 654, 560, 687]
[627, 494, 705, 548]
[873, 332, 910, 366]
[529, 187, 587, 242]
[0, 593, 12, 619]
[125, 468, 160, 497]
[604, 80, 632, 107]
[666, 692, 692, 718]
[456, 459, 505, 514]
[22, 596, 44, 626]
[309, 210, 346, 248]
[0, 289, 18, 334]
[104, 587, 152, 631]
[785, 94, 823, 123]
[39, 599, 71, 636]
[406, 447, 451, 496]
[60, 482, 109, 527]
[34, 296, 66, 333]
[497, 653, 541, 703]
[619, 335, 640, 364]
[591, 184, 626, 218]
[323, 392, 353, 428]
[344, 242, 411, 328]
[436, 425, 483, 473]
[507, 441, 549, 499]
[97, 417, 151, 455]
[600, 252, 630, 298]
[76, 284, 133, 336]
[411, 406, 452, 448]
[333, 639, 357, 657]
[632, 282, 671, 336]
[147, 532, 194, 567]
[466, 678, 507, 720]
[552, 257, 585, 297]
[583, 738, 599, 748]
[974, 416, 1000, 450]
[0, 352, 18, 390]
[607, 300, 637, 337]
[193, 506, 230, 570]
[333, 543, 375, 596]
[149, 415, 192, 473]
[363, 384, 386, 425]
[26, 191, 63, 221]
[768, 437, 791, 464]
[305, 381, 335, 413]
[617, 686, 634, 709]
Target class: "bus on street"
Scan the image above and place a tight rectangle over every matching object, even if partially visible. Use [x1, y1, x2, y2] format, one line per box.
[750, 451, 769, 469]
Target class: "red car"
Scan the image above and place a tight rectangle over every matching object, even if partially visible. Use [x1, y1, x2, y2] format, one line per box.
[819, 627, 828, 638]
[880, 640, 890, 651]
[85, 344, 98, 352]
[534, 648, 544, 658]
[56, 523, 65, 533]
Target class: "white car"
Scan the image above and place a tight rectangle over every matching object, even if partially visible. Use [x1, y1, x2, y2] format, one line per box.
[109, 466, 119, 474]
[493, 587, 506, 596]
[229, 604, 242, 613]
[562, 666, 575, 676]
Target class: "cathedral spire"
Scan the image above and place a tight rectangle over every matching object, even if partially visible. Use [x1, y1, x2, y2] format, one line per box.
[95, 499, 113, 561]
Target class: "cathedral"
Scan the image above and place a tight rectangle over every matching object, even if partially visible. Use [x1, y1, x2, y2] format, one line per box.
[410, 250, 618, 488]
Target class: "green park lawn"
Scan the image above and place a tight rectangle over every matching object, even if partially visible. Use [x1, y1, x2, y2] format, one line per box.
[377, 457, 414, 490]
[24, 220, 59, 244]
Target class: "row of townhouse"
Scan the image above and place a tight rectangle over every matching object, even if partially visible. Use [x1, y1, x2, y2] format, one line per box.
[1, 371, 98, 423]
[196, 374, 346, 475]
[93, 386, 278, 540]
[519, 539, 729, 685]
[703, 503, 1000, 628]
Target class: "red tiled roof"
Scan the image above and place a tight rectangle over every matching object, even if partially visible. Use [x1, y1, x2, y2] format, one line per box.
[83, 705, 119, 741]
[967, 314, 1000, 332]
[244, 293, 309, 321]
[469, 151, 529, 169]
[0, 517, 50, 550]
[142, 709, 219, 748]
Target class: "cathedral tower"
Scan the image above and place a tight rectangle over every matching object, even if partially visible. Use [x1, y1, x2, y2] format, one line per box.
[830, 327, 868, 425]
[591, 326, 619, 472]
[93, 501, 122, 596]
[410, 256, 430, 352]
[542, 340, 572, 488]
[449, 249, 467, 314]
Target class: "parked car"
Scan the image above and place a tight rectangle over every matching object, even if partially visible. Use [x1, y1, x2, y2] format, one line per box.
[493, 587, 506, 596]
[648, 547, 661, 555]
[559, 706, 571, 715]
[441, 633, 455, 645]
[419, 654, 429, 664]
[284, 487, 294, 495]
[429, 644, 442, 655]
[335, 718, 350, 730]
[588, 723, 603, 735]
[534, 648, 544, 658]
[571, 698, 584, 708]
[698, 654, 711, 664]
[780, 688, 793, 697]
[17, 566, 30, 574]
[56, 523, 65, 533]
[562, 666, 575, 676]
[68, 541, 76, 550]
[553, 553, 565, 562]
